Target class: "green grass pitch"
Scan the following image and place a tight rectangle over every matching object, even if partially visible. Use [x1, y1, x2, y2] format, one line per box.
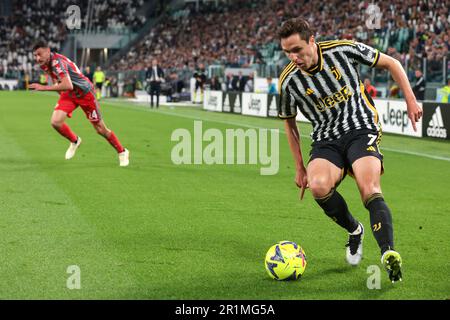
[0, 91, 449, 299]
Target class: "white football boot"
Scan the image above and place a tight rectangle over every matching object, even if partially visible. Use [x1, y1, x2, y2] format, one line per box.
[119, 148, 129, 167]
[346, 223, 364, 266]
[65, 137, 82, 160]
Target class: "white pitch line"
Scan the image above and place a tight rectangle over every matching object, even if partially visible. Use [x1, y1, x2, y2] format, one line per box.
[380, 147, 450, 161]
[104, 99, 450, 162]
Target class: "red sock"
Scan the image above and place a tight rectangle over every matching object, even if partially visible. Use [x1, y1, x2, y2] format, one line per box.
[106, 131, 125, 153]
[56, 123, 77, 143]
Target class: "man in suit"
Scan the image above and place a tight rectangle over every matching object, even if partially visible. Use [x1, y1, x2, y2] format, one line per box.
[146, 59, 165, 108]
[232, 71, 247, 92]
[84, 66, 93, 82]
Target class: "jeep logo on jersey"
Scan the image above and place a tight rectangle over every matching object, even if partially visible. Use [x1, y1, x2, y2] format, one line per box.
[315, 85, 353, 112]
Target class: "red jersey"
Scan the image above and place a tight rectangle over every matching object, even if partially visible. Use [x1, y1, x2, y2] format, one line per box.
[40, 52, 94, 97]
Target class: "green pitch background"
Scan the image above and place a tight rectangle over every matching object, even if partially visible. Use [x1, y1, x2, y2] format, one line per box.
[0, 91, 449, 299]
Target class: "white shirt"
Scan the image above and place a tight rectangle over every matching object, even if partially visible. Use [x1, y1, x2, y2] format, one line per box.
[152, 66, 160, 81]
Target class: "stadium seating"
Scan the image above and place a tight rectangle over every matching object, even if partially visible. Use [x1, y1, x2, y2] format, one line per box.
[0, 0, 448, 95]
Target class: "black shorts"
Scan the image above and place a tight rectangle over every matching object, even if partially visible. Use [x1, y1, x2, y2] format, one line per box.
[96, 83, 103, 90]
[309, 129, 384, 177]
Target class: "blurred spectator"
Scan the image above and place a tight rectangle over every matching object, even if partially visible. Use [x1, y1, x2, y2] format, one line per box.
[244, 73, 254, 92]
[389, 84, 400, 98]
[167, 72, 182, 102]
[209, 76, 221, 91]
[224, 73, 234, 92]
[193, 63, 207, 103]
[436, 76, 450, 103]
[84, 66, 93, 83]
[104, 77, 111, 98]
[266, 77, 277, 94]
[110, 76, 118, 97]
[412, 69, 426, 101]
[364, 78, 377, 98]
[123, 76, 137, 98]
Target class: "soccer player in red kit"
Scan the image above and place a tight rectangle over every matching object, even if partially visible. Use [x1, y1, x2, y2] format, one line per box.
[29, 40, 129, 166]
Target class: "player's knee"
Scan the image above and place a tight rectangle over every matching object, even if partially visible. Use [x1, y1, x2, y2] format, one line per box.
[95, 126, 109, 137]
[309, 176, 333, 198]
[360, 183, 381, 202]
[51, 120, 63, 129]
[95, 127, 107, 136]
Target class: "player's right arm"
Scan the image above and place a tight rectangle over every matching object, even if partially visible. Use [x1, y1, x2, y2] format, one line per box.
[29, 75, 73, 92]
[284, 118, 308, 197]
[30, 59, 73, 92]
[279, 79, 308, 198]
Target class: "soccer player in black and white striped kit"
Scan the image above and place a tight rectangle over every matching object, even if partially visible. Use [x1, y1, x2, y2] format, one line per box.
[277, 18, 423, 283]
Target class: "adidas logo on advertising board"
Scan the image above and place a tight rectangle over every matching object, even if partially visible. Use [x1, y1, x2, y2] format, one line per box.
[427, 106, 447, 138]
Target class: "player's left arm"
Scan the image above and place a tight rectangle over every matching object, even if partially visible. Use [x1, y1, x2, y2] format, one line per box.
[375, 53, 423, 131]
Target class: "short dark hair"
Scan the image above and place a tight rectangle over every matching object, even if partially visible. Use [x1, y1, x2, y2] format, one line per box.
[277, 17, 314, 41]
[32, 40, 48, 51]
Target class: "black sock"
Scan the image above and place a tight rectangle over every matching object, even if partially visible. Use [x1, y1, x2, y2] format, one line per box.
[315, 189, 359, 233]
[365, 193, 394, 255]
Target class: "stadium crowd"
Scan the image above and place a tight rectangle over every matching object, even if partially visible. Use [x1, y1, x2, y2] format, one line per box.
[0, 0, 146, 79]
[0, 0, 449, 95]
[110, 0, 449, 79]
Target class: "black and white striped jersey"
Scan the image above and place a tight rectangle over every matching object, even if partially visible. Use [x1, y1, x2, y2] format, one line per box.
[278, 40, 381, 142]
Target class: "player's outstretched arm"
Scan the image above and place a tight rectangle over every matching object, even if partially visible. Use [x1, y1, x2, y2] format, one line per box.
[375, 53, 423, 131]
[284, 118, 308, 199]
[29, 75, 73, 92]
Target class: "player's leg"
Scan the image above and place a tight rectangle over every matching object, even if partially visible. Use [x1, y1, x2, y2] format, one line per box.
[349, 131, 402, 281]
[52, 99, 82, 159]
[80, 92, 129, 166]
[92, 119, 129, 167]
[308, 158, 361, 232]
[51, 110, 77, 142]
[308, 143, 364, 265]
[91, 119, 118, 150]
